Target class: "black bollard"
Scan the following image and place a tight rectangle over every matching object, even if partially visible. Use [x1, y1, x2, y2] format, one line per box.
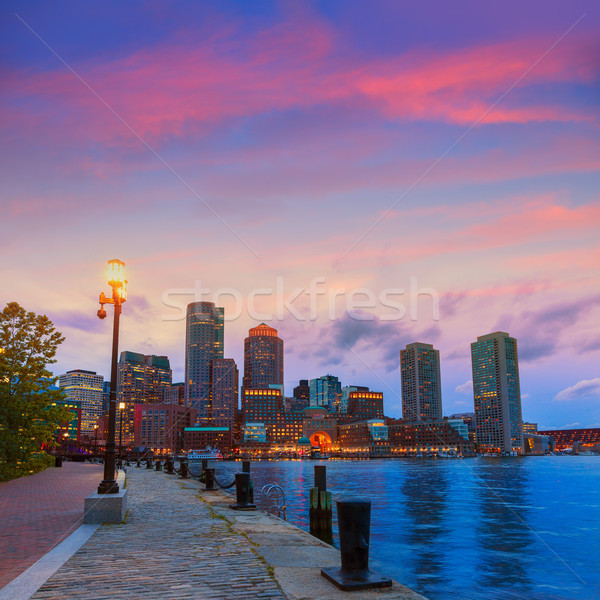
[315, 465, 326, 492]
[205, 467, 215, 490]
[165, 458, 174, 474]
[230, 472, 256, 510]
[202, 459, 208, 473]
[179, 459, 188, 479]
[146, 459, 153, 469]
[55, 455, 63, 468]
[242, 460, 250, 473]
[136, 460, 141, 468]
[155, 459, 162, 471]
[321, 498, 392, 591]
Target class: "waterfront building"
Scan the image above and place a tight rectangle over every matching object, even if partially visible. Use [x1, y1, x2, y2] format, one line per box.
[387, 418, 474, 454]
[58, 369, 104, 437]
[400, 342, 442, 421]
[185, 301, 224, 420]
[471, 331, 524, 454]
[51, 398, 82, 443]
[118, 351, 172, 446]
[523, 433, 554, 454]
[537, 427, 600, 451]
[309, 374, 342, 412]
[242, 422, 268, 443]
[210, 358, 239, 429]
[339, 386, 368, 414]
[302, 405, 338, 451]
[338, 419, 390, 456]
[522, 422, 538, 434]
[345, 390, 384, 421]
[182, 425, 231, 451]
[134, 403, 197, 454]
[242, 323, 284, 393]
[242, 387, 284, 424]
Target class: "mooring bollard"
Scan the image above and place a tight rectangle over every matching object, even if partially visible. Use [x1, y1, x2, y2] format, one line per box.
[321, 498, 392, 591]
[146, 459, 153, 469]
[230, 472, 256, 510]
[310, 465, 333, 544]
[241, 461, 254, 502]
[165, 458, 174, 474]
[136, 460, 141, 468]
[55, 455, 63, 468]
[179, 459, 188, 479]
[205, 467, 215, 490]
[155, 459, 162, 471]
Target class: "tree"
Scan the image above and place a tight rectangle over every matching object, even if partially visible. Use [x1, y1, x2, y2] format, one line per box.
[0, 302, 71, 481]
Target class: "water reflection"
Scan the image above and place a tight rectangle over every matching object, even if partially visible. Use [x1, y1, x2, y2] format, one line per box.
[475, 460, 533, 597]
[401, 461, 449, 592]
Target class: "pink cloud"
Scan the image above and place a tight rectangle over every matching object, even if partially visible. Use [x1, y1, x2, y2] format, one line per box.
[3, 18, 597, 149]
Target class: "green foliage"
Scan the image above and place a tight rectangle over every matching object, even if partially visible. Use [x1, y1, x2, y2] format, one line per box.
[0, 302, 71, 481]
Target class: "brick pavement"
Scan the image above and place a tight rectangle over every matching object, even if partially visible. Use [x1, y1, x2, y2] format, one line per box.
[0, 461, 104, 589]
[30, 467, 287, 600]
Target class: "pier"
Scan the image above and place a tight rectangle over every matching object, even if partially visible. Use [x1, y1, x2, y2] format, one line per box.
[0, 463, 427, 600]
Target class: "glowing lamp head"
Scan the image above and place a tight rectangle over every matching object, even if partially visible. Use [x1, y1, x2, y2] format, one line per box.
[119, 402, 125, 410]
[107, 259, 126, 288]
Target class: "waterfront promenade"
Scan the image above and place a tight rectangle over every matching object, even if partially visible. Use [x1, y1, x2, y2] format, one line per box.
[0, 461, 103, 589]
[0, 464, 427, 600]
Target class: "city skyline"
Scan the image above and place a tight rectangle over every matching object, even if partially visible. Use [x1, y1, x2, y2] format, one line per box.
[2, 2, 599, 431]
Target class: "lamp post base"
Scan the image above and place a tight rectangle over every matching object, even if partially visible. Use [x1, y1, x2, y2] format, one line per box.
[98, 480, 120, 494]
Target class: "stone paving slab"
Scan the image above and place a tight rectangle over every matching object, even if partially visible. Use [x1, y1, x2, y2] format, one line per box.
[0, 461, 103, 589]
[29, 468, 287, 600]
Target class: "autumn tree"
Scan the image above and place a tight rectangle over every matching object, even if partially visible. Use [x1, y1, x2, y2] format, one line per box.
[0, 302, 71, 481]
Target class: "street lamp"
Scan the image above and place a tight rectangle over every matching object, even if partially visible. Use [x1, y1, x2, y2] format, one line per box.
[97, 259, 127, 494]
[118, 401, 125, 468]
[63, 432, 69, 456]
[94, 424, 98, 454]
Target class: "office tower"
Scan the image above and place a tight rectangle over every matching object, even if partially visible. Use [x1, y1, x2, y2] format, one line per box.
[291, 379, 310, 411]
[58, 369, 104, 437]
[165, 382, 186, 405]
[102, 380, 111, 413]
[340, 385, 369, 414]
[309, 374, 342, 412]
[117, 351, 172, 445]
[471, 331, 524, 454]
[134, 404, 197, 454]
[243, 323, 284, 392]
[185, 301, 224, 420]
[210, 358, 239, 429]
[400, 342, 442, 421]
[346, 390, 384, 420]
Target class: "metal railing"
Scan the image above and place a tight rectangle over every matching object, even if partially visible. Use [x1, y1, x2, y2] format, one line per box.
[260, 484, 287, 520]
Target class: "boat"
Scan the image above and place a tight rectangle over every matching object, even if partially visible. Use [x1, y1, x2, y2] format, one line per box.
[184, 447, 223, 461]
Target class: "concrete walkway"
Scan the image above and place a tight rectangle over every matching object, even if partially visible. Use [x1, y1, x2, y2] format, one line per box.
[7, 466, 427, 600]
[0, 461, 103, 589]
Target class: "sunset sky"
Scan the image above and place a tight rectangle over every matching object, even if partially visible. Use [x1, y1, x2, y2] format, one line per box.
[1, 1, 599, 429]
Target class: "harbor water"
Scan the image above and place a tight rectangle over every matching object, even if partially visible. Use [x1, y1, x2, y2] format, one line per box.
[214, 456, 600, 600]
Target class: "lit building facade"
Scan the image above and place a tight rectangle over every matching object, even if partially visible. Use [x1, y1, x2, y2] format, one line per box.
[338, 419, 390, 456]
[210, 358, 238, 429]
[346, 390, 384, 421]
[309, 375, 342, 412]
[537, 428, 600, 451]
[400, 342, 442, 421]
[51, 399, 82, 443]
[292, 379, 310, 411]
[58, 369, 104, 437]
[243, 323, 284, 392]
[388, 419, 475, 454]
[185, 302, 224, 420]
[182, 426, 232, 451]
[134, 403, 197, 454]
[118, 351, 172, 446]
[471, 331, 523, 454]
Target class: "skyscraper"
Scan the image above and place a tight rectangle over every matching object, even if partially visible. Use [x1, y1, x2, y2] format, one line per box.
[117, 351, 172, 445]
[58, 369, 104, 437]
[400, 342, 442, 421]
[210, 358, 239, 429]
[309, 374, 342, 412]
[471, 331, 524, 454]
[185, 301, 224, 420]
[242, 323, 284, 392]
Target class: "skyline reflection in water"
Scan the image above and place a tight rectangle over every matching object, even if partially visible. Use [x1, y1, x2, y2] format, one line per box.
[214, 457, 600, 600]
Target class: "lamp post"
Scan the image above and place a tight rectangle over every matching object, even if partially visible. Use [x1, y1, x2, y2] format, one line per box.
[94, 424, 98, 455]
[118, 401, 125, 468]
[97, 259, 127, 494]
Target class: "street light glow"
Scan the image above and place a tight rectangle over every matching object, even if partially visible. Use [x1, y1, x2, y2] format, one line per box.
[107, 259, 126, 288]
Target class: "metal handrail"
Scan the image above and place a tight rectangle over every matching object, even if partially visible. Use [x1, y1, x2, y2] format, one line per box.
[260, 484, 287, 520]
